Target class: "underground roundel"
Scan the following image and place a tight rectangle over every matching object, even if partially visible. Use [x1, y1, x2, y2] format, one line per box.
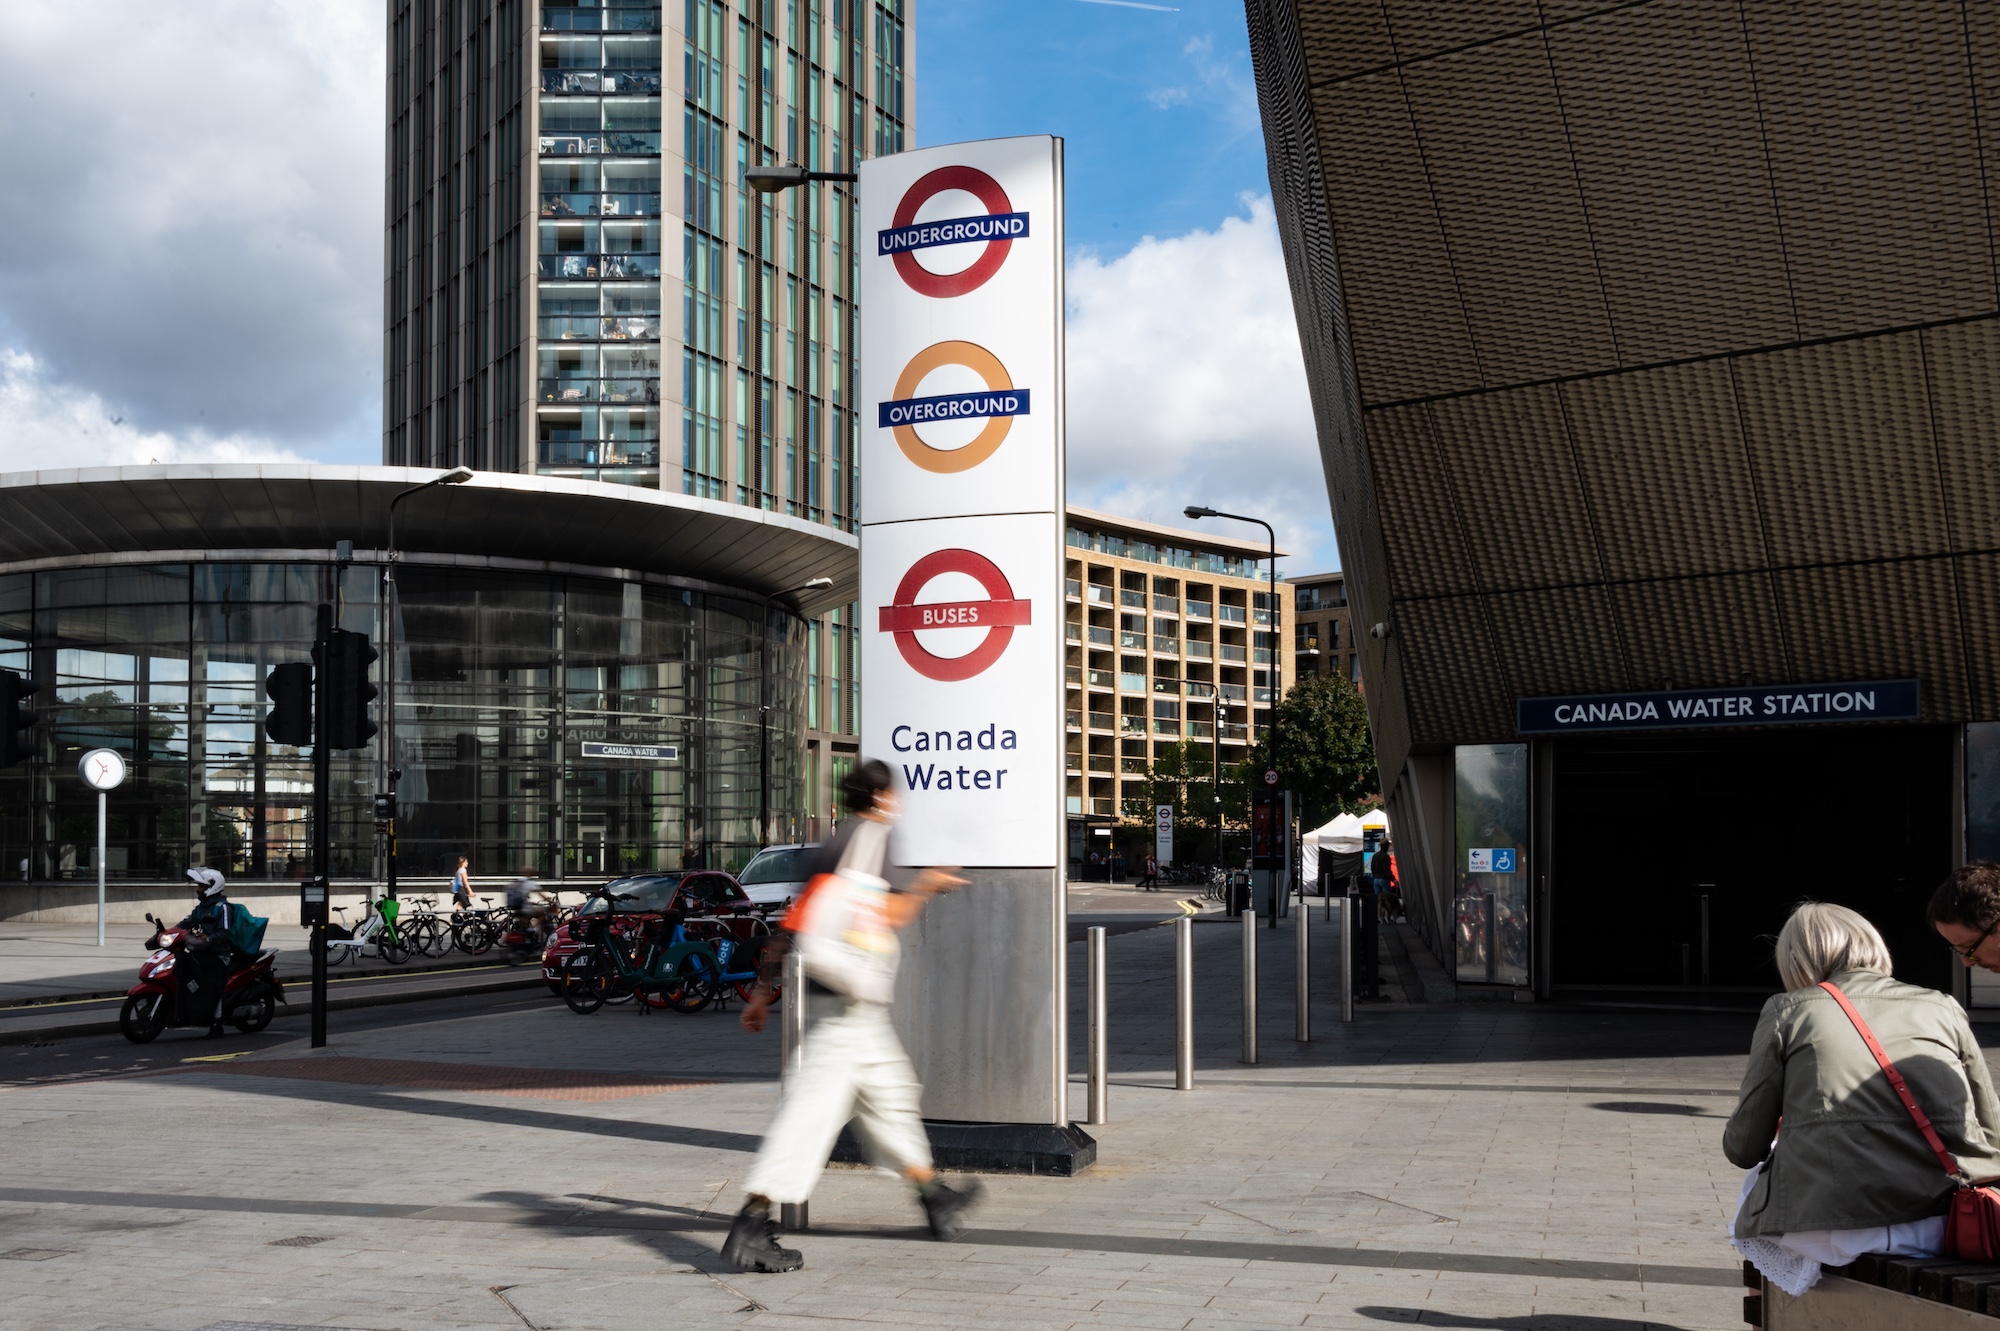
[878, 164, 1028, 299]
[877, 548, 1032, 681]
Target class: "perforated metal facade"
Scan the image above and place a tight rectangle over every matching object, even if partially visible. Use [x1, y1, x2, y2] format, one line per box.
[1247, 0, 2000, 783]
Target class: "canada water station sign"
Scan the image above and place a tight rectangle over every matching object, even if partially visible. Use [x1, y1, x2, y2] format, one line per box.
[1516, 679, 1921, 735]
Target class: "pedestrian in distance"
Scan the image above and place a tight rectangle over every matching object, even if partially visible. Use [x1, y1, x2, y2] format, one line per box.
[449, 855, 473, 911]
[722, 757, 984, 1274]
[1111, 847, 1126, 883]
[1141, 852, 1157, 891]
[1726, 900, 2000, 1295]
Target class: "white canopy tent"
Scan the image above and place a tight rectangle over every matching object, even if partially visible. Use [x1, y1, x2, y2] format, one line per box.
[1303, 812, 1366, 886]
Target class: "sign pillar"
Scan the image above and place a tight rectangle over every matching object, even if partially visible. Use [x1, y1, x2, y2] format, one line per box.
[861, 137, 1091, 1168]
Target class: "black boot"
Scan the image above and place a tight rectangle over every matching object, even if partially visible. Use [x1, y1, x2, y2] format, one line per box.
[721, 1207, 803, 1273]
[920, 1179, 985, 1241]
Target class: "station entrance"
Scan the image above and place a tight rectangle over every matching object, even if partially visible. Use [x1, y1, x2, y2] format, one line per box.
[1548, 725, 1955, 998]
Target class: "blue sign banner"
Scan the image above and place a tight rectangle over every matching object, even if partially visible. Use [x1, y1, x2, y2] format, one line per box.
[878, 212, 1030, 256]
[878, 388, 1031, 429]
[1516, 679, 1920, 735]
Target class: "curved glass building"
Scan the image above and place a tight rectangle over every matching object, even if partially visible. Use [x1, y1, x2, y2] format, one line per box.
[0, 465, 854, 911]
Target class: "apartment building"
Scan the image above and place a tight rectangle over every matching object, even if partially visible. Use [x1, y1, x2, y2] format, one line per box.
[1290, 570, 1358, 687]
[1063, 507, 1292, 823]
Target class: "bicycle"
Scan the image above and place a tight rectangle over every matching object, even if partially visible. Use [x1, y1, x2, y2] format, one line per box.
[450, 896, 500, 954]
[325, 898, 411, 966]
[559, 890, 727, 1016]
[399, 895, 454, 958]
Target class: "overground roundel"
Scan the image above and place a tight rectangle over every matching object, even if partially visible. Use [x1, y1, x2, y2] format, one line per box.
[877, 548, 1032, 682]
[883, 341, 1022, 473]
[884, 165, 1022, 298]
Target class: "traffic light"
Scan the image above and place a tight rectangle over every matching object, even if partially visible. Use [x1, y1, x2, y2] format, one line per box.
[265, 662, 314, 747]
[322, 629, 379, 750]
[0, 669, 41, 767]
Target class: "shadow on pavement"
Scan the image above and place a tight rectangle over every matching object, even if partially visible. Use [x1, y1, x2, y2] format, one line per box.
[1354, 1311, 1696, 1329]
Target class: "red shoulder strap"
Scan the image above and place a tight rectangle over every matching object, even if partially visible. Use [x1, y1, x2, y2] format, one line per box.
[1818, 981, 1963, 1180]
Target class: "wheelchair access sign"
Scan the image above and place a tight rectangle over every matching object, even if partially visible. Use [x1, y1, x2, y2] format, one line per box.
[1468, 847, 1516, 874]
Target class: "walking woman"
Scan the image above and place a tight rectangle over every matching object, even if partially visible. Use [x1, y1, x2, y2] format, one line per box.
[449, 855, 473, 911]
[1726, 901, 2000, 1294]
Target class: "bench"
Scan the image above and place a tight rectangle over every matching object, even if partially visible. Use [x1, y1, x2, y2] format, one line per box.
[1746, 1254, 2000, 1328]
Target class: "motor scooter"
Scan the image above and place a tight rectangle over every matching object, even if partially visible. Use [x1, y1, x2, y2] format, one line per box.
[119, 913, 286, 1043]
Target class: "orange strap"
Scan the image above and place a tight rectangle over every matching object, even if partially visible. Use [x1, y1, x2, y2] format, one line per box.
[779, 873, 836, 933]
[1818, 981, 1964, 1182]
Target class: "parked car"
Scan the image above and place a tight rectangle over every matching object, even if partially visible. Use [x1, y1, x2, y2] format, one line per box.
[539, 869, 754, 992]
[736, 844, 817, 909]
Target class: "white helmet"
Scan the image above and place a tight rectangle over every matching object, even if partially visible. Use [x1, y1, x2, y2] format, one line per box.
[185, 867, 226, 898]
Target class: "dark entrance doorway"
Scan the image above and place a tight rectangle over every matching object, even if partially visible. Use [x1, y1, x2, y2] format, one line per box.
[1550, 725, 1953, 997]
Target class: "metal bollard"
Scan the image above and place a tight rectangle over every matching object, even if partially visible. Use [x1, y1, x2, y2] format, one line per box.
[779, 947, 809, 1232]
[1339, 894, 1355, 1024]
[1087, 925, 1108, 1125]
[1295, 889, 1310, 1043]
[1241, 905, 1258, 1064]
[1175, 916, 1194, 1091]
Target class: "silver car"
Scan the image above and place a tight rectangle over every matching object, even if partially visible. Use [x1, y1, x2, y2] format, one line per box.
[737, 843, 816, 909]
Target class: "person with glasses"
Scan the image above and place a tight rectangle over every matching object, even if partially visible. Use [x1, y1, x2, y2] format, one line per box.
[1930, 862, 2000, 972]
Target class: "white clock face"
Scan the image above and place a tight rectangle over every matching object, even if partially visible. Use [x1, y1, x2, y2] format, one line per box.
[79, 748, 126, 791]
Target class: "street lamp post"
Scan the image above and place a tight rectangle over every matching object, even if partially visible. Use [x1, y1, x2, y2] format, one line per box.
[757, 576, 834, 851]
[744, 166, 858, 509]
[381, 467, 476, 901]
[1185, 506, 1280, 928]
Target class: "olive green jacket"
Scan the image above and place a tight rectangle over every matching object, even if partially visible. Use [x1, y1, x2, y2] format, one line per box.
[1727, 969, 2000, 1237]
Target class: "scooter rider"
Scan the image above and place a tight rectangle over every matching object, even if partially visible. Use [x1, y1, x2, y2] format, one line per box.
[176, 868, 238, 1037]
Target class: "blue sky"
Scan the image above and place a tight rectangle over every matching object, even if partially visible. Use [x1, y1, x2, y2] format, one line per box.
[916, 0, 1270, 255]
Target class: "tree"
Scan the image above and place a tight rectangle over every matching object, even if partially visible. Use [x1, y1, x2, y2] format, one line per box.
[1247, 668, 1379, 830]
[1122, 738, 1251, 866]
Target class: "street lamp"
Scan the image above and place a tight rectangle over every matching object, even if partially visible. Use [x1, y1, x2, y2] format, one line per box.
[742, 166, 859, 510]
[759, 576, 835, 852]
[1185, 505, 1281, 927]
[381, 466, 476, 900]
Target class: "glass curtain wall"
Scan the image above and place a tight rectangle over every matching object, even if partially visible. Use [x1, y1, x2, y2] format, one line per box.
[0, 562, 805, 886]
[1454, 742, 1530, 986]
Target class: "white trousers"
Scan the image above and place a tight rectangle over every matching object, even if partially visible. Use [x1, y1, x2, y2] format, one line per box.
[743, 996, 933, 1205]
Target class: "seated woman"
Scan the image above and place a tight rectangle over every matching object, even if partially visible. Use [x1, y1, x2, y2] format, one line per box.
[1727, 902, 2000, 1294]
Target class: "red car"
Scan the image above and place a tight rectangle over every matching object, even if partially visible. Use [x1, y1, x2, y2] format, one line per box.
[540, 869, 756, 992]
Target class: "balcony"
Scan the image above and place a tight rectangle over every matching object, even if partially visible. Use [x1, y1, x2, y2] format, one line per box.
[1253, 648, 1273, 665]
[1152, 718, 1180, 736]
[1186, 720, 1214, 739]
[1089, 799, 1116, 817]
[1088, 754, 1115, 773]
[1066, 710, 1082, 730]
[1218, 723, 1248, 742]
[1088, 712, 1114, 731]
[1219, 644, 1248, 663]
[1119, 673, 1146, 693]
[538, 377, 662, 404]
[1185, 680, 1216, 700]
[1065, 622, 1082, 642]
[1218, 683, 1247, 702]
[540, 191, 665, 218]
[539, 131, 663, 155]
[538, 438, 661, 467]
[1087, 626, 1114, 647]
[1254, 687, 1276, 704]
[538, 251, 663, 280]
[1121, 757, 1148, 775]
[1119, 631, 1146, 649]
[540, 69, 665, 94]
[1119, 589, 1145, 608]
[542, 7, 663, 31]
[537, 315, 663, 341]
[1153, 677, 1180, 694]
[1219, 604, 1247, 624]
[1119, 716, 1147, 737]
[1065, 578, 1081, 600]
[1152, 635, 1178, 656]
[1153, 594, 1178, 614]
[1086, 585, 1114, 605]
[1184, 640, 1213, 660]
[1087, 669, 1114, 690]
[1065, 665, 1082, 687]
[1185, 601, 1212, 621]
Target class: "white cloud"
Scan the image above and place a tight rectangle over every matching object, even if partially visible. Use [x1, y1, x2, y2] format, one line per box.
[1064, 196, 1338, 571]
[0, 2, 383, 458]
[0, 349, 302, 472]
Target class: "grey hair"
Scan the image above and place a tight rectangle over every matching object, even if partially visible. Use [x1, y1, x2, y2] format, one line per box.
[1774, 901, 1893, 991]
